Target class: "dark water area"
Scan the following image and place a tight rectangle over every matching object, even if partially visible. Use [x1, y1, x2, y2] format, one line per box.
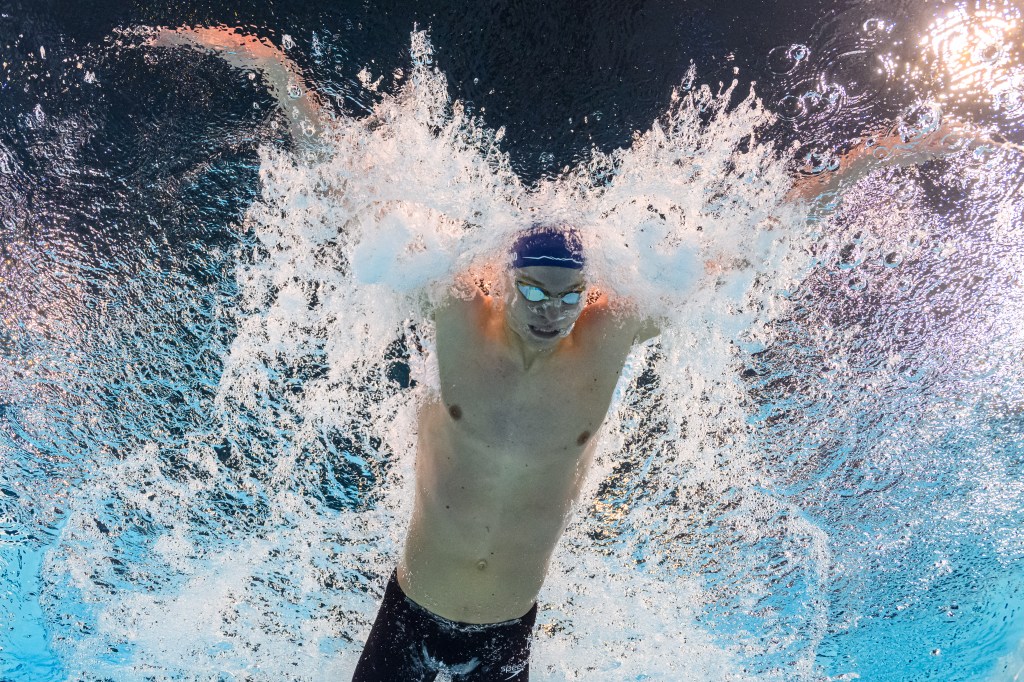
[3, 0, 926, 183]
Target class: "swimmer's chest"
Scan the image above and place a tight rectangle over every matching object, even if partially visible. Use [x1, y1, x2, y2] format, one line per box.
[434, 315, 628, 450]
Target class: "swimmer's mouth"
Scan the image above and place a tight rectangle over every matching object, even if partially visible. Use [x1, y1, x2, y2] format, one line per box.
[528, 325, 560, 339]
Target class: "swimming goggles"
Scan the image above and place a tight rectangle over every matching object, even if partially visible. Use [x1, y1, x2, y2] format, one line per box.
[516, 281, 583, 306]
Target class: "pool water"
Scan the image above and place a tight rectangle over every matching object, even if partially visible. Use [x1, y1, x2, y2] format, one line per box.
[2, 1, 1023, 680]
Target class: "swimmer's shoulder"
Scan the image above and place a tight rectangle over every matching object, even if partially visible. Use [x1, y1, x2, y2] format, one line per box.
[433, 270, 495, 327]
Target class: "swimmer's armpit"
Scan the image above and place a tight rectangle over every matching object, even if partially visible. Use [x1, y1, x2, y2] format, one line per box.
[145, 25, 326, 148]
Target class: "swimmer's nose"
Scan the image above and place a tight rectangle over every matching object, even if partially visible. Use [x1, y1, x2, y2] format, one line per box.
[538, 301, 571, 323]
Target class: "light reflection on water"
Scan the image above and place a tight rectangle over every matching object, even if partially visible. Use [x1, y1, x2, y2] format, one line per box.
[2, 2, 1024, 680]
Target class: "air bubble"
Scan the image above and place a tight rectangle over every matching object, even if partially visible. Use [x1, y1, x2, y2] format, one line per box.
[281, 34, 295, 51]
[767, 44, 810, 75]
[976, 43, 1003, 64]
[883, 252, 904, 268]
[862, 18, 889, 33]
[802, 83, 846, 119]
[898, 103, 942, 141]
[992, 74, 1024, 116]
[838, 243, 864, 270]
[777, 94, 806, 120]
[789, 45, 809, 61]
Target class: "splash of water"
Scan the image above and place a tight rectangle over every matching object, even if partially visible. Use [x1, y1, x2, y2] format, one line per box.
[28, 30, 819, 680]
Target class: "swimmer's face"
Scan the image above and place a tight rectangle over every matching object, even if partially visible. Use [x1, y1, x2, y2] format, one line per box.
[505, 265, 586, 348]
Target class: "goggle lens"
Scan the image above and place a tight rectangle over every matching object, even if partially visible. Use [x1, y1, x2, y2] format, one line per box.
[518, 284, 547, 302]
[517, 283, 583, 306]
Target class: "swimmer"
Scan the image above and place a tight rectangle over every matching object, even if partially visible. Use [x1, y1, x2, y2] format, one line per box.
[356, 225, 661, 680]
[147, 25, 1018, 681]
[149, 27, 655, 679]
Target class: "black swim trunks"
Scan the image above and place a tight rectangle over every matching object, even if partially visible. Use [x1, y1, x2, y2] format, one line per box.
[352, 570, 537, 681]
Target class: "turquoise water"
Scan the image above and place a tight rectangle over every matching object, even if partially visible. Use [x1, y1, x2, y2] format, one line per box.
[2, 2, 1024, 680]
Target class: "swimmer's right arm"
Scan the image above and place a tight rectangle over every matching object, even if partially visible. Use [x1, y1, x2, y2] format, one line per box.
[148, 26, 325, 144]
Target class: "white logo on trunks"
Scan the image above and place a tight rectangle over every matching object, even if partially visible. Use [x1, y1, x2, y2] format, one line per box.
[501, 660, 528, 679]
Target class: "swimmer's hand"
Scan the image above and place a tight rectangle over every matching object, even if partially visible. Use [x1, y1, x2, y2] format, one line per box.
[145, 25, 325, 145]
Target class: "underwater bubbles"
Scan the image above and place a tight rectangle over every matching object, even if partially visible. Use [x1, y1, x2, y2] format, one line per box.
[882, 251, 904, 268]
[775, 83, 849, 129]
[796, 144, 841, 175]
[862, 17, 893, 35]
[847, 273, 869, 292]
[768, 43, 811, 75]
[777, 94, 807, 121]
[896, 101, 944, 140]
[805, 83, 847, 121]
[992, 68, 1024, 120]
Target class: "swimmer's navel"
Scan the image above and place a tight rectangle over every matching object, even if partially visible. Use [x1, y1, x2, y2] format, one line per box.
[476, 559, 488, 571]
[448, 404, 462, 420]
[577, 430, 591, 446]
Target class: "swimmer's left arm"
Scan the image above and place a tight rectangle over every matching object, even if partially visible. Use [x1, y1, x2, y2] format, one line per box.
[786, 119, 1024, 202]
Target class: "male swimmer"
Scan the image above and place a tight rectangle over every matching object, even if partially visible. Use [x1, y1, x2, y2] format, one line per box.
[353, 226, 659, 679]
[147, 24, 1015, 681]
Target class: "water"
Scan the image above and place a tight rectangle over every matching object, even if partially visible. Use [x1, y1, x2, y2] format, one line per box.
[2, 1, 1023, 680]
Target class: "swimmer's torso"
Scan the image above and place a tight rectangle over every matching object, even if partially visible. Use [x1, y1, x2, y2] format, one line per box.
[397, 289, 640, 623]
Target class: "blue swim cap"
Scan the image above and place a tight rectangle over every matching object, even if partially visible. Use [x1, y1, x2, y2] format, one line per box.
[511, 226, 585, 270]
